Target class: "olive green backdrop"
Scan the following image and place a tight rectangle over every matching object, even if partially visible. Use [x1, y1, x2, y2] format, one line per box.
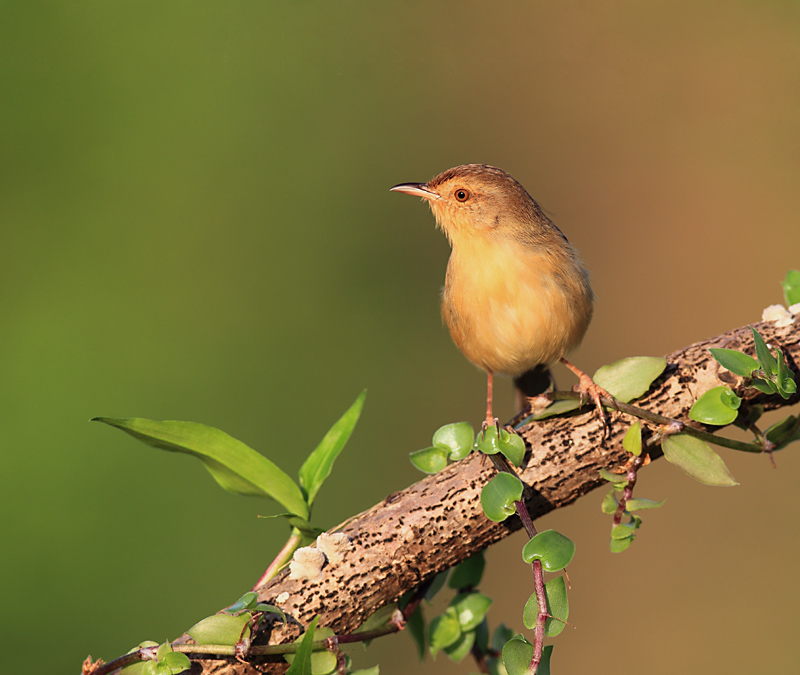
[2, 2, 799, 674]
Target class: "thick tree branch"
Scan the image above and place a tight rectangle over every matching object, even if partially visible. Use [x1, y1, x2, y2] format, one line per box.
[106, 320, 800, 674]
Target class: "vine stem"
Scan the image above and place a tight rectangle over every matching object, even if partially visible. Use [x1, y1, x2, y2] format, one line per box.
[491, 453, 547, 675]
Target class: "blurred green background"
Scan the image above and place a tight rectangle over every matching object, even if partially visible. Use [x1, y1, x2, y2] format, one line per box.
[2, 2, 799, 673]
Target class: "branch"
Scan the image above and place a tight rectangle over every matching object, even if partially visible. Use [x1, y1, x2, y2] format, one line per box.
[113, 320, 800, 674]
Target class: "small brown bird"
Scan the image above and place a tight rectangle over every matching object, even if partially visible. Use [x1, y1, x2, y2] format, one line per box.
[391, 164, 606, 427]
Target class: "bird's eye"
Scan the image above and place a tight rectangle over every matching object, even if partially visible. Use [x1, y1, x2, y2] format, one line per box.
[454, 189, 470, 202]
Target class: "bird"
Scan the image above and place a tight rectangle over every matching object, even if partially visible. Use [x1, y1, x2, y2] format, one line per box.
[390, 163, 609, 429]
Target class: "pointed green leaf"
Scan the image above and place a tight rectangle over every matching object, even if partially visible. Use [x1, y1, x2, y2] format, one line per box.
[162, 651, 191, 673]
[622, 421, 642, 456]
[689, 386, 741, 425]
[432, 422, 474, 460]
[286, 625, 336, 675]
[625, 497, 666, 511]
[782, 269, 800, 305]
[299, 391, 365, 507]
[451, 592, 492, 632]
[502, 635, 534, 675]
[428, 607, 461, 656]
[532, 399, 581, 420]
[708, 348, 760, 377]
[409, 446, 449, 474]
[751, 378, 778, 395]
[405, 604, 426, 660]
[521, 530, 575, 571]
[480, 473, 523, 522]
[93, 417, 309, 519]
[285, 616, 318, 675]
[599, 467, 628, 488]
[543, 576, 569, 637]
[662, 433, 738, 486]
[187, 613, 251, 646]
[593, 356, 667, 403]
[765, 415, 800, 449]
[448, 552, 485, 589]
[751, 327, 778, 376]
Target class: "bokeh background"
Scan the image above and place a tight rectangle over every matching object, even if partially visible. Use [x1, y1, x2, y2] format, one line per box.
[2, 2, 799, 674]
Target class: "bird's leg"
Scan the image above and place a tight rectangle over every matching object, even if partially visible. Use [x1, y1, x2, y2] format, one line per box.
[482, 370, 500, 431]
[560, 358, 618, 434]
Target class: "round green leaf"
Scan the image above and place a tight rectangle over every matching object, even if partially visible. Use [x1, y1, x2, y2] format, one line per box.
[782, 269, 800, 305]
[498, 429, 525, 467]
[428, 608, 461, 656]
[502, 635, 534, 675]
[187, 613, 251, 646]
[689, 386, 741, 425]
[409, 446, 449, 474]
[432, 422, 474, 460]
[521, 530, 575, 571]
[448, 552, 485, 589]
[601, 489, 618, 514]
[610, 536, 634, 553]
[662, 433, 738, 486]
[593, 356, 667, 403]
[443, 629, 476, 662]
[162, 652, 191, 673]
[480, 473, 523, 522]
[474, 426, 501, 455]
[451, 592, 492, 631]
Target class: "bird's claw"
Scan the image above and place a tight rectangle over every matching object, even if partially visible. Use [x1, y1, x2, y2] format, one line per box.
[481, 417, 500, 434]
[573, 373, 617, 438]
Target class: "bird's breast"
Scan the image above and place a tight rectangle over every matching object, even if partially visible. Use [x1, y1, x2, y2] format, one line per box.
[441, 235, 593, 375]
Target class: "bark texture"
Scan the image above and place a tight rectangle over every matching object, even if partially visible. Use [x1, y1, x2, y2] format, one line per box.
[152, 320, 800, 674]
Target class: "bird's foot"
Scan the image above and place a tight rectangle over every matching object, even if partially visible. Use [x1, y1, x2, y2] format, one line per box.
[481, 416, 500, 434]
[561, 358, 618, 437]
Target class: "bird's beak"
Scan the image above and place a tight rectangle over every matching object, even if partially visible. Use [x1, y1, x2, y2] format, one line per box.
[390, 183, 440, 201]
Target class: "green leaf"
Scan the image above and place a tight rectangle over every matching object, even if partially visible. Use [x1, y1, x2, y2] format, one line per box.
[521, 530, 575, 571]
[751, 378, 778, 395]
[93, 418, 309, 519]
[625, 497, 666, 511]
[187, 613, 251, 646]
[425, 570, 449, 600]
[432, 422, 475, 460]
[599, 467, 628, 488]
[689, 386, 741, 425]
[775, 350, 797, 399]
[349, 668, 380, 675]
[448, 552, 485, 589]
[765, 415, 800, 449]
[492, 624, 515, 653]
[356, 603, 397, 636]
[502, 635, 534, 675]
[751, 327, 778, 376]
[782, 269, 800, 305]
[428, 607, 461, 656]
[610, 535, 634, 553]
[593, 356, 667, 403]
[286, 625, 336, 675]
[543, 576, 569, 637]
[299, 391, 365, 507]
[622, 421, 642, 456]
[532, 399, 581, 420]
[475, 426, 501, 455]
[601, 489, 618, 514]
[708, 348, 760, 378]
[405, 604, 426, 660]
[409, 446, 450, 474]
[662, 433, 738, 486]
[451, 592, 492, 632]
[443, 629, 476, 662]
[480, 473, 523, 522]
[498, 429, 526, 467]
[285, 616, 318, 675]
[161, 652, 191, 674]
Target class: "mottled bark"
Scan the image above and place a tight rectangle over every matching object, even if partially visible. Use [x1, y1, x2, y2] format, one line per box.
[174, 320, 800, 674]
